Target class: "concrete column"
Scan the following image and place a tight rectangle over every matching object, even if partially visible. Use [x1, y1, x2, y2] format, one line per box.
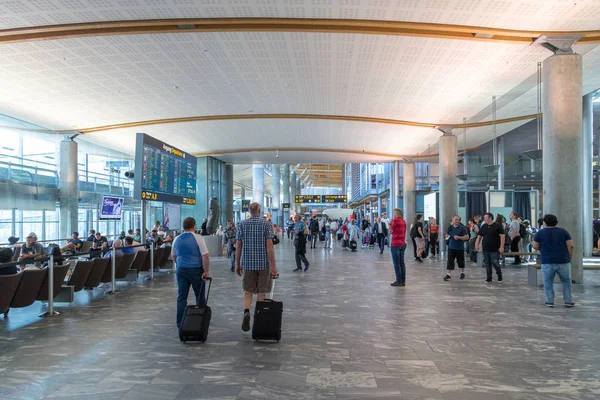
[59, 139, 78, 238]
[438, 133, 458, 256]
[497, 136, 505, 190]
[403, 162, 416, 244]
[296, 179, 302, 213]
[393, 161, 400, 211]
[290, 172, 297, 213]
[252, 164, 265, 205]
[271, 164, 281, 226]
[225, 164, 234, 222]
[282, 164, 290, 224]
[543, 53, 583, 282]
[582, 93, 594, 256]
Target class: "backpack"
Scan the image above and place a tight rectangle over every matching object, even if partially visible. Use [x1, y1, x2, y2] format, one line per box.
[519, 223, 527, 239]
[410, 225, 417, 238]
[310, 220, 319, 232]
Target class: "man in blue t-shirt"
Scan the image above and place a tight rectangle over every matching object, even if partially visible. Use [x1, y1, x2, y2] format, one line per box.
[444, 216, 469, 282]
[533, 214, 575, 308]
[171, 217, 211, 328]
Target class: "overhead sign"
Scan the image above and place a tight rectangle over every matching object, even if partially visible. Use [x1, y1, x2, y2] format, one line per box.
[323, 195, 347, 203]
[241, 200, 250, 212]
[134, 133, 197, 205]
[295, 195, 321, 203]
[282, 203, 290, 211]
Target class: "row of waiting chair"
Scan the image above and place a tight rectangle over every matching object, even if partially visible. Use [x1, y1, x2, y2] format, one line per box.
[0, 247, 172, 317]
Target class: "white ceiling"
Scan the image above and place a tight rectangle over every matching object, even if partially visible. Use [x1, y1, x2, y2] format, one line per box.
[0, 1, 599, 164]
[1, 0, 599, 31]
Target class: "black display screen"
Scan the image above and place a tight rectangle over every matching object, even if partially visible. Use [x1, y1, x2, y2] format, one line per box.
[295, 195, 321, 203]
[134, 133, 197, 205]
[323, 195, 347, 203]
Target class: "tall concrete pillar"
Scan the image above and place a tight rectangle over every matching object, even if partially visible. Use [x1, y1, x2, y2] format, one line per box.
[393, 161, 400, 211]
[497, 136, 505, 190]
[296, 179, 302, 213]
[583, 94, 594, 257]
[59, 139, 78, 238]
[543, 53, 583, 282]
[225, 164, 234, 222]
[290, 171, 297, 213]
[252, 164, 265, 206]
[438, 132, 458, 256]
[282, 164, 290, 223]
[403, 162, 416, 244]
[271, 164, 281, 226]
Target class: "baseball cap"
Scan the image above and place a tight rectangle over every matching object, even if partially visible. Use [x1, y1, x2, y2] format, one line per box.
[8, 236, 19, 244]
[26, 232, 38, 239]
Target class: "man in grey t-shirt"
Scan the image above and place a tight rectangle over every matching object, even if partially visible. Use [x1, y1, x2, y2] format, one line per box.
[508, 212, 521, 265]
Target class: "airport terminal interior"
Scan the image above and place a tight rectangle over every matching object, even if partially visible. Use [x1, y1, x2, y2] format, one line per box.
[2, 1, 600, 399]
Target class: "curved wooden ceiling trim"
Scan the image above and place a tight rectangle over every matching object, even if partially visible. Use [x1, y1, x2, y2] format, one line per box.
[1, 18, 600, 45]
[75, 113, 536, 134]
[191, 147, 478, 160]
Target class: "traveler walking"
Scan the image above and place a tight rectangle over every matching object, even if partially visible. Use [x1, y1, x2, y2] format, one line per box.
[225, 221, 236, 272]
[522, 220, 532, 262]
[469, 216, 481, 263]
[329, 219, 339, 245]
[349, 220, 359, 252]
[410, 215, 425, 262]
[443, 216, 469, 281]
[286, 217, 295, 240]
[324, 220, 332, 249]
[508, 212, 521, 265]
[373, 217, 388, 254]
[172, 217, 210, 329]
[475, 213, 505, 283]
[309, 217, 320, 249]
[235, 203, 278, 332]
[389, 208, 407, 287]
[532, 214, 575, 307]
[292, 214, 310, 272]
[428, 218, 439, 258]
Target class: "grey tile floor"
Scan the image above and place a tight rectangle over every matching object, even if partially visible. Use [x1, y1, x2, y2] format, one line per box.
[2, 239, 600, 399]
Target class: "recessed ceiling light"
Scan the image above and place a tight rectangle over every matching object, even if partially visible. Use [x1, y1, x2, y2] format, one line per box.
[173, 85, 179, 89]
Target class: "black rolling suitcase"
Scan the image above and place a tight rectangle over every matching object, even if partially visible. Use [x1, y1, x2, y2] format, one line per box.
[252, 275, 282, 342]
[179, 277, 212, 343]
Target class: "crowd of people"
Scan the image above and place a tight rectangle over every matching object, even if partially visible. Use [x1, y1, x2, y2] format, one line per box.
[0, 205, 579, 332]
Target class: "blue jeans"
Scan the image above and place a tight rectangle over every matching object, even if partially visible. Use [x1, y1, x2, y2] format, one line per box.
[391, 245, 407, 284]
[176, 268, 206, 328]
[541, 263, 572, 304]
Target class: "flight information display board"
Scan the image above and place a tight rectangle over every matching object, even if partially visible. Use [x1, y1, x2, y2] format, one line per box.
[295, 195, 321, 203]
[134, 133, 197, 205]
[323, 195, 347, 203]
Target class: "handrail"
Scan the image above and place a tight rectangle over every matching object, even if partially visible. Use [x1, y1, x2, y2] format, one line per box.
[0, 233, 127, 246]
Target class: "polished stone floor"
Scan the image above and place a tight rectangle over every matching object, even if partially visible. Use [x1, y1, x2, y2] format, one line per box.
[2, 239, 600, 400]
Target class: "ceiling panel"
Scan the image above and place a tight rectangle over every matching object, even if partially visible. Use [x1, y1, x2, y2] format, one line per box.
[1, 0, 599, 31]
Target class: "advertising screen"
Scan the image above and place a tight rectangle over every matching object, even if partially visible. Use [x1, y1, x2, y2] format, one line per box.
[100, 196, 124, 220]
[134, 133, 197, 205]
[423, 193, 438, 222]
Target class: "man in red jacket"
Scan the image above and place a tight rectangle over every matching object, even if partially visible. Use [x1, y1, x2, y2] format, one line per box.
[389, 208, 407, 287]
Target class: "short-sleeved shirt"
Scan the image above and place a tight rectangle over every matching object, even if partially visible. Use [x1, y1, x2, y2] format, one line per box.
[478, 222, 505, 253]
[293, 221, 306, 240]
[69, 238, 83, 248]
[429, 224, 439, 234]
[171, 232, 209, 269]
[534, 227, 572, 264]
[508, 220, 520, 238]
[447, 225, 468, 250]
[390, 217, 407, 247]
[93, 236, 107, 248]
[415, 221, 424, 238]
[20, 242, 45, 256]
[236, 216, 273, 271]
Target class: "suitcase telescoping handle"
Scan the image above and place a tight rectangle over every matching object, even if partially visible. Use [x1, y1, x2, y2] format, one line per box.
[269, 274, 279, 300]
[200, 277, 212, 307]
